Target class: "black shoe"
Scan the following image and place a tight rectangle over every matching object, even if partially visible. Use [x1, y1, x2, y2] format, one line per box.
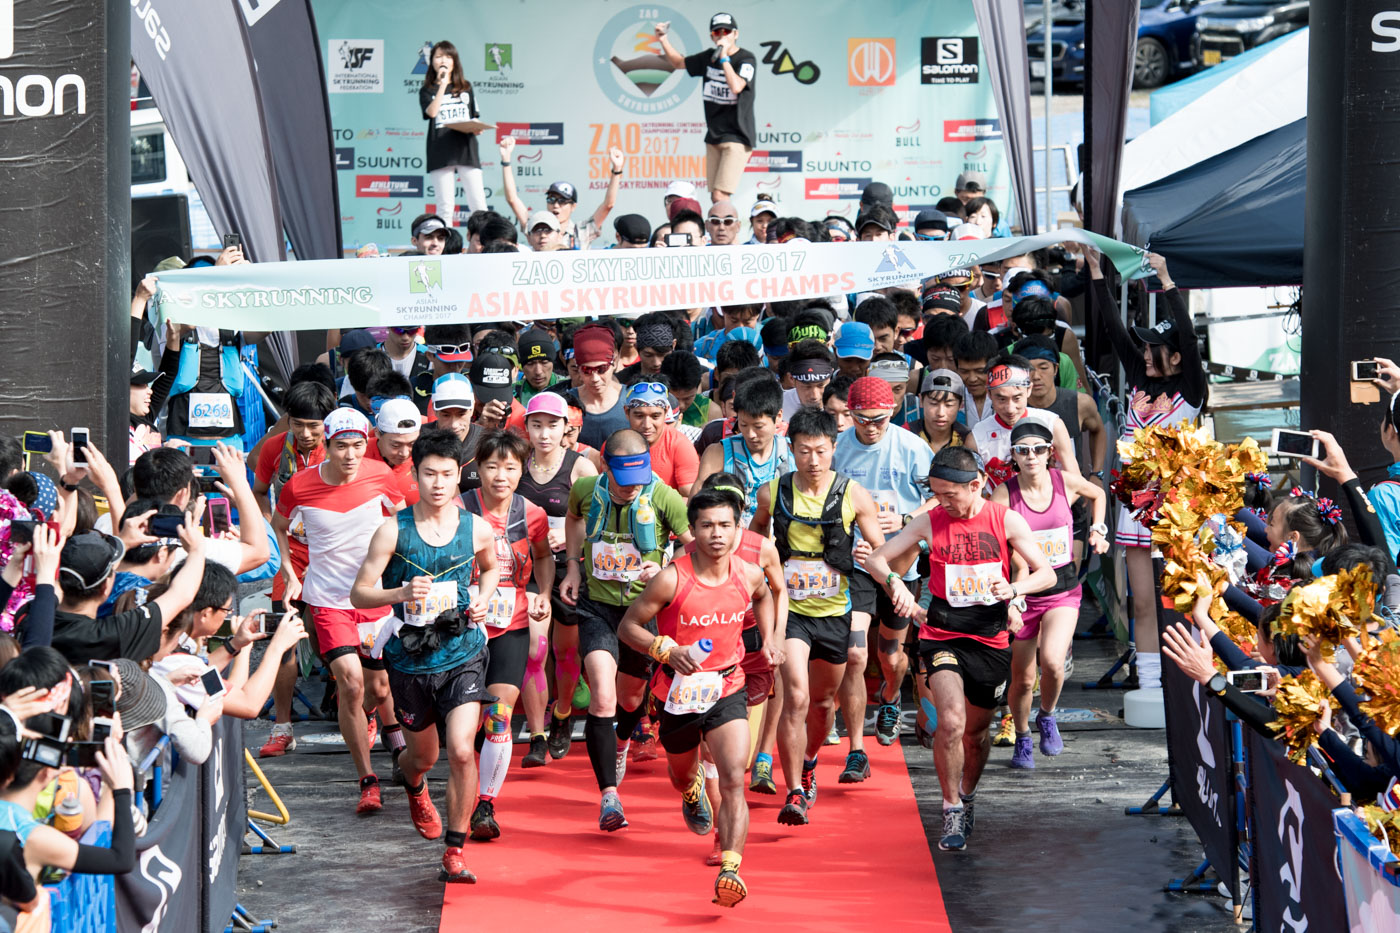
[390, 748, 405, 788]
[522, 734, 548, 769]
[960, 793, 976, 838]
[469, 799, 500, 841]
[838, 750, 870, 784]
[777, 790, 809, 826]
[547, 713, 572, 760]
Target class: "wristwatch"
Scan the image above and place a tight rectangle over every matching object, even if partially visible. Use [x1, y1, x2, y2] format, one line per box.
[610, 168, 622, 175]
[1010, 595, 1028, 613]
[501, 160, 510, 166]
[1090, 522, 1108, 537]
[1208, 672, 1227, 696]
[61, 481, 81, 492]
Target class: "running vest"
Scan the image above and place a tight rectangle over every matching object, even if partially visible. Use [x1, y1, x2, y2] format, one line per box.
[773, 473, 854, 575]
[584, 472, 660, 554]
[166, 331, 245, 441]
[923, 500, 1012, 645]
[463, 490, 532, 589]
[381, 507, 485, 673]
[656, 553, 750, 679]
[1006, 471, 1077, 595]
[721, 433, 794, 527]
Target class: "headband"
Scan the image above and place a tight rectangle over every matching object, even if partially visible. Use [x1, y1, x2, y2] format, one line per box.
[635, 322, 675, 351]
[788, 324, 828, 344]
[709, 484, 748, 507]
[929, 463, 980, 484]
[1017, 344, 1058, 365]
[1013, 280, 1053, 301]
[987, 365, 1032, 390]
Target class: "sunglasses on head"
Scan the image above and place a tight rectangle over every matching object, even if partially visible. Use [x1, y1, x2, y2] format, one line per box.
[851, 412, 890, 426]
[426, 342, 473, 357]
[1011, 443, 1053, 457]
[707, 216, 738, 226]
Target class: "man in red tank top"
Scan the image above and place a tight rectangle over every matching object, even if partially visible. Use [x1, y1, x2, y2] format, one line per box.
[863, 446, 1056, 853]
[620, 486, 776, 909]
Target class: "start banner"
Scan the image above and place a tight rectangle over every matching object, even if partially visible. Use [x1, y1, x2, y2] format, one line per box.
[153, 230, 1146, 332]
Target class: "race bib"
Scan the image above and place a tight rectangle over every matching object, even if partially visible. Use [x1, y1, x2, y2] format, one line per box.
[1034, 526, 1073, 568]
[357, 614, 401, 660]
[547, 515, 565, 534]
[945, 562, 1003, 608]
[591, 539, 643, 582]
[468, 584, 517, 629]
[664, 670, 725, 715]
[188, 393, 235, 429]
[872, 493, 900, 522]
[404, 580, 458, 627]
[785, 558, 840, 602]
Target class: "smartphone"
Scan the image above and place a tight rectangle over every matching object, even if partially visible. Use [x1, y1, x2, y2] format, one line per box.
[29, 713, 69, 742]
[1226, 669, 1267, 693]
[89, 680, 115, 719]
[1271, 428, 1319, 459]
[205, 496, 231, 536]
[66, 742, 103, 768]
[23, 737, 66, 768]
[69, 427, 90, 467]
[188, 446, 216, 467]
[1353, 360, 1380, 382]
[89, 717, 113, 745]
[87, 659, 115, 679]
[666, 233, 692, 247]
[201, 669, 226, 699]
[149, 513, 186, 538]
[21, 432, 52, 455]
[9, 520, 35, 545]
[223, 232, 243, 249]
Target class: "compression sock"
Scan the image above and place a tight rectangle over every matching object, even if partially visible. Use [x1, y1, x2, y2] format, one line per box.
[585, 714, 618, 789]
[1137, 652, 1162, 690]
[479, 702, 513, 800]
[615, 703, 646, 743]
[720, 850, 743, 874]
[445, 830, 467, 849]
[382, 723, 405, 755]
[406, 780, 426, 796]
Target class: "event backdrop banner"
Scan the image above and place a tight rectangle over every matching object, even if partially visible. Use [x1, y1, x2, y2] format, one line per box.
[311, 0, 1010, 251]
[153, 230, 1146, 331]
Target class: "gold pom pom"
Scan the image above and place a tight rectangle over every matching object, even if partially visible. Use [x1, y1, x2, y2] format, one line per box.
[1267, 671, 1339, 766]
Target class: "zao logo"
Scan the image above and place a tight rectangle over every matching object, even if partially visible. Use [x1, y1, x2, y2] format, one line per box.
[0, 0, 88, 116]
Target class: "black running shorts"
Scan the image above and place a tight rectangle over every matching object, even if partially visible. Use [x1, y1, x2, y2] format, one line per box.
[389, 651, 493, 736]
[576, 596, 655, 680]
[658, 689, 748, 754]
[786, 612, 851, 666]
[485, 627, 529, 689]
[918, 636, 1012, 711]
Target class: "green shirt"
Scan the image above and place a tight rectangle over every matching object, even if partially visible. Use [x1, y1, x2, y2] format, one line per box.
[567, 475, 690, 606]
[682, 394, 715, 429]
[515, 372, 565, 405]
[1056, 352, 1079, 390]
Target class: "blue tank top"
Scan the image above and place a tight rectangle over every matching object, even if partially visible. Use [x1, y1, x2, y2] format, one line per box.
[0, 800, 38, 845]
[721, 434, 795, 527]
[381, 507, 486, 674]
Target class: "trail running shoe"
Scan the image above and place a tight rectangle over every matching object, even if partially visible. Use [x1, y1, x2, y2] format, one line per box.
[714, 869, 747, 908]
[365, 712, 378, 751]
[522, 734, 549, 769]
[749, 756, 777, 795]
[681, 775, 714, 835]
[599, 791, 628, 832]
[440, 847, 477, 884]
[407, 788, 442, 840]
[777, 790, 808, 826]
[1010, 735, 1035, 769]
[259, 727, 295, 758]
[993, 714, 1015, 748]
[1037, 709, 1064, 757]
[631, 731, 660, 762]
[470, 799, 500, 841]
[960, 793, 976, 838]
[615, 739, 630, 785]
[547, 712, 573, 759]
[801, 764, 818, 807]
[824, 723, 840, 745]
[838, 750, 870, 784]
[939, 807, 966, 851]
[356, 779, 382, 815]
[875, 701, 901, 746]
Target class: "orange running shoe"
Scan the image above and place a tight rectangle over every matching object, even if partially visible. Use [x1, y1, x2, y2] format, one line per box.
[407, 788, 442, 840]
[356, 779, 382, 815]
[440, 847, 478, 884]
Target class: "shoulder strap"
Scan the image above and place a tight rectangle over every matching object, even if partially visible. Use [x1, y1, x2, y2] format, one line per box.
[507, 494, 528, 540]
[670, 554, 697, 609]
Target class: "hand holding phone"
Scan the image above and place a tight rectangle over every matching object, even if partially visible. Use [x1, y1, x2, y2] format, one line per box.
[1271, 428, 1318, 459]
[21, 432, 52, 455]
[149, 513, 186, 538]
[1353, 359, 1381, 382]
[69, 428, 90, 467]
[200, 669, 227, 700]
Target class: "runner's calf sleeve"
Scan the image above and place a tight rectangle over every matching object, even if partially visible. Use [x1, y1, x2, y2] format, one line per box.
[479, 702, 513, 800]
[585, 713, 618, 789]
[1137, 651, 1161, 690]
[615, 703, 645, 743]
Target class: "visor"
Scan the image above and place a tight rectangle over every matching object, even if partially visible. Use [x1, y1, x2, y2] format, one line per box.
[606, 451, 653, 486]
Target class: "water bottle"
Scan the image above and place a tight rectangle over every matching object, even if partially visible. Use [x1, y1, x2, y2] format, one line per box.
[53, 771, 84, 837]
[686, 638, 714, 664]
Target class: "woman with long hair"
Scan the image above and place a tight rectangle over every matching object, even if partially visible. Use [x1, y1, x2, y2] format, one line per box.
[420, 40, 487, 225]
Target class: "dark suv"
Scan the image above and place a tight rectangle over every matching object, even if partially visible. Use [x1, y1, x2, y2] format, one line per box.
[1025, 0, 1223, 89]
[1193, 1, 1308, 66]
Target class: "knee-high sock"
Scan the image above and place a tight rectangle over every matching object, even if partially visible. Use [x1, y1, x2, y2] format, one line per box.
[585, 713, 618, 790]
[615, 703, 646, 743]
[479, 702, 512, 800]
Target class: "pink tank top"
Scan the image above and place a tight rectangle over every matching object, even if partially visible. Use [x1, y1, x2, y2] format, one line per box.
[1006, 470, 1077, 594]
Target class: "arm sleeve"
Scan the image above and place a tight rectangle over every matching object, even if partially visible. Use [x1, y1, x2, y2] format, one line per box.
[1209, 631, 1257, 671]
[1333, 679, 1400, 777]
[18, 584, 55, 650]
[1215, 682, 1278, 738]
[151, 345, 180, 419]
[1090, 277, 1147, 387]
[1342, 478, 1386, 549]
[1318, 728, 1394, 800]
[129, 317, 145, 361]
[1234, 505, 1271, 552]
[69, 788, 135, 875]
[1163, 287, 1206, 407]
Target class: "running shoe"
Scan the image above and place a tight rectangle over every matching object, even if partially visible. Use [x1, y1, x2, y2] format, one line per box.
[470, 799, 501, 841]
[440, 847, 477, 884]
[776, 790, 809, 826]
[365, 712, 378, 751]
[960, 793, 976, 838]
[713, 869, 747, 908]
[705, 836, 723, 866]
[681, 773, 714, 836]
[390, 749, 405, 788]
[993, 714, 1015, 747]
[259, 726, 296, 758]
[1010, 735, 1035, 769]
[939, 807, 966, 851]
[749, 755, 777, 795]
[522, 734, 549, 769]
[406, 788, 442, 840]
[801, 763, 818, 807]
[824, 723, 840, 745]
[838, 750, 870, 784]
[875, 701, 901, 746]
[915, 718, 935, 750]
[631, 734, 659, 762]
[356, 779, 382, 815]
[615, 739, 630, 785]
[547, 712, 573, 760]
[599, 791, 628, 832]
[1036, 709, 1064, 757]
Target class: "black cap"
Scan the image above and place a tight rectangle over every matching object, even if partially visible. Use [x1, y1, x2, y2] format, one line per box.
[913, 209, 950, 233]
[859, 181, 894, 208]
[614, 213, 651, 244]
[338, 329, 379, 354]
[130, 362, 163, 386]
[518, 330, 556, 366]
[855, 207, 896, 235]
[59, 531, 126, 591]
[470, 351, 515, 405]
[1010, 418, 1055, 446]
[710, 12, 737, 31]
[1133, 317, 1183, 351]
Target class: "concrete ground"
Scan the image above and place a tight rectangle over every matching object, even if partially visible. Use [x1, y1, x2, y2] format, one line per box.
[233, 614, 1238, 932]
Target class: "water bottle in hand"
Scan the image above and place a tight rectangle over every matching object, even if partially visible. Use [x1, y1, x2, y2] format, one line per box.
[686, 639, 714, 664]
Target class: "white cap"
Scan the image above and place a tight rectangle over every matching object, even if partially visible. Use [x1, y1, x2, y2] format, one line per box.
[950, 223, 985, 241]
[324, 407, 371, 441]
[527, 210, 561, 233]
[375, 398, 422, 435]
[665, 181, 697, 200]
[750, 200, 778, 219]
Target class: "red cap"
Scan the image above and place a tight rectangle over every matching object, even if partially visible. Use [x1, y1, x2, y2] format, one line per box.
[572, 325, 617, 365]
[667, 197, 703, 221]
[847, 376, 894, 412]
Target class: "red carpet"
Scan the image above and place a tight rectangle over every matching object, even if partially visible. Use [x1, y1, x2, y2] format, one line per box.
[440, 739, 951, 932]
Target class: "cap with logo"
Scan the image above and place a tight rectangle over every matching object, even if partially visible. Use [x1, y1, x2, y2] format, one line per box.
[834, 322, 876, 361]
[528, 210, 561, 233]
[920, 368, 966, 399]
[750, 199, 778, 219]
[954, 170, 987, 193]
[606, 449, 654, 485]
[470, 352, 515, 405]
[709, 12, 738, 31]
[525, 392, 568, 421]
[412, 216, 448, 239]
[375, 398, 422, 436]
[130, 362, 163, 386]
[518, 330, 556, 365]
[614, 213, 651, 244]
[59, 532, 126, 591]
[431, 372, 475, 411]
[665, 181, 697, 200]
[324, 407, 371, 441]
[546, 181, 577, 203]
[1133, 317, 1183, 351]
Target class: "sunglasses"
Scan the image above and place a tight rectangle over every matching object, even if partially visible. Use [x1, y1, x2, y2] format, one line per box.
[827, 231, 850, 242]
[580, 363, 613, 376]
[707, 216, 738, 226]
[851, 412, 891, 426]
[426, 342, 473, 357]
[712, 27, 734, 35]
[1010, 443, 1053, 457]
[898, 326, 918, 338]
[915, 232, 948, 241]
[545, 195, 572, 206]
[389, 326, 419, 335]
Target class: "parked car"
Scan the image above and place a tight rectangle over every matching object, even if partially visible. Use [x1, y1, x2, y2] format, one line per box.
[1025, 0, 1224, 89]
[1193, 1, 1308, 67]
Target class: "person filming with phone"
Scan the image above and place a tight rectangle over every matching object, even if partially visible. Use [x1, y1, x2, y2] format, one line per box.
[421, 40, 487, 225]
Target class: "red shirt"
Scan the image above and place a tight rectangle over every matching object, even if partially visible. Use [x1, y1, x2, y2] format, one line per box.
[473, 499, 549, 636]
[653, 553, 751, 700]
[647, 426, 699, 492]
[921, 501, 1013, 648]
[365, 434, 419, 506]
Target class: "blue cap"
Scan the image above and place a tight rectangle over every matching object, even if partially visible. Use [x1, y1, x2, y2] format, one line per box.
[606, 450, 653, 486]
[834, 322, 875, 361]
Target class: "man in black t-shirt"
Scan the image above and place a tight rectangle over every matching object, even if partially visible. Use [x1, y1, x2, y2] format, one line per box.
[656, 13, 756, 203]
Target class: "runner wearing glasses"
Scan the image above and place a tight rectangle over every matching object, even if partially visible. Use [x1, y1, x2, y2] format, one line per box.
[498, 136, 624, 251]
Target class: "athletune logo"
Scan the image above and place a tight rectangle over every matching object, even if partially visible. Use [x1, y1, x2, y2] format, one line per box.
[496, 122, 564, 145]
[943, 119, 1002, 143]
[743, 150, 801, 173]
[1, 0, 87, 116]
[803, 177, 872, 200]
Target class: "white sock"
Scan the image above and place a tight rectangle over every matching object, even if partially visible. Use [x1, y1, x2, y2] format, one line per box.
[1137, 652, 1161, 690]
[479, 733, 511, 799]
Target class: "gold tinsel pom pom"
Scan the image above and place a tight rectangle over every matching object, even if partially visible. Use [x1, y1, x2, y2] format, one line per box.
[1268, 671, 1339, 766]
